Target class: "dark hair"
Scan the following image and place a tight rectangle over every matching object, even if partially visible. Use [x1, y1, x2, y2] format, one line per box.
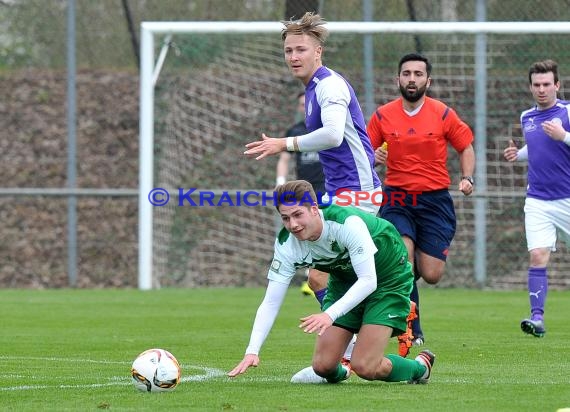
[528, 59, 559, 84]
[275, 180, 317, 211]
[398, 53, 432, 77]
[296, 91, 305, 99]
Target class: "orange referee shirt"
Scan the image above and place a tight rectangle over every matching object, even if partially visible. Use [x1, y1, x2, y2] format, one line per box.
[367, 97, 473, 191]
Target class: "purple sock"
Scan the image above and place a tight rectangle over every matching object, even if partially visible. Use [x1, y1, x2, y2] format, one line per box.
[314, 288, 327, 308]
[527, 267, 548, 320]
[410, 279, 423, 338]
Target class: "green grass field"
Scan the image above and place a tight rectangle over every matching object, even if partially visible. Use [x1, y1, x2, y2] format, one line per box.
[1, 287, 569, 411]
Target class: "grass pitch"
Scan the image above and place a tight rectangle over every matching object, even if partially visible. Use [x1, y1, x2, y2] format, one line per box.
[1, 287, 569, 411]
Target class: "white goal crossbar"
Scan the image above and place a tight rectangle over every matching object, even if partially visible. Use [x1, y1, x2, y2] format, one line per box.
[139, 20, 570, 290]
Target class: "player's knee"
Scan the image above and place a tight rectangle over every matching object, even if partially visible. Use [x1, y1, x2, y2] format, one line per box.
[529, 248, 550, 267]
[350, 359, 375, 380]
[312, 360, 336, 378]
[420, 272, 442, 284]
[351, 357, 389, 381]
[417, 265, 444, 284]
[307, 276, 323, 292]
[308, 271, 328, 291]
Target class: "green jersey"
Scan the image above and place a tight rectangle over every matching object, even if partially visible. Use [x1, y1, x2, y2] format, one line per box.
[268, 204, 407, 285]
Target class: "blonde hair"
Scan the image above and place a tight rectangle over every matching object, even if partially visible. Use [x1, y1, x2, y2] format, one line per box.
[281, 12, 329, 46]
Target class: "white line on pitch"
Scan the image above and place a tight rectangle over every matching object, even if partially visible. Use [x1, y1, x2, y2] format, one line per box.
[0, 355, 129, 364]
[0, 355, 227, 391]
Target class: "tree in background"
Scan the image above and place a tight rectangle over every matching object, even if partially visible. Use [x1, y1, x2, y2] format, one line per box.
[285, 0, 319, 20]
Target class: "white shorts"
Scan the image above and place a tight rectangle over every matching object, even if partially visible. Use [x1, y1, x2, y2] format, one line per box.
[524, 197, 570, 251]
[322, 187, 382, 215]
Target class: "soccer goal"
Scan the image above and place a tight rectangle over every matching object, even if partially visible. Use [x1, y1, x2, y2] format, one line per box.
[139, 20, 570, 290]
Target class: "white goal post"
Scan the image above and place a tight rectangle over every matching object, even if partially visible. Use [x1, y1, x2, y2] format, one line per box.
[139, 20, 570, 290]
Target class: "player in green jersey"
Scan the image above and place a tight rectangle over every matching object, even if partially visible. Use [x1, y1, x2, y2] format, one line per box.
[228, 180, 435, 384]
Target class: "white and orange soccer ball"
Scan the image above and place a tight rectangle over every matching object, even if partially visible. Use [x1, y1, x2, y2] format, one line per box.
[131, 348, 181, 392]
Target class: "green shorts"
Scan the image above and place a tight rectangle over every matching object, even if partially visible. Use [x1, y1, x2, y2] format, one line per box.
[322, 261, 413, 336]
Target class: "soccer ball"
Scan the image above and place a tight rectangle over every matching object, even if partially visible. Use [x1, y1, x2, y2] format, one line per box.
[131, 348, 181, 392]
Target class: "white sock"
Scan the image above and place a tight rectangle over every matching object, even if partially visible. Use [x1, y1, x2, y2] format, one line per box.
[342, 335, 357, 360]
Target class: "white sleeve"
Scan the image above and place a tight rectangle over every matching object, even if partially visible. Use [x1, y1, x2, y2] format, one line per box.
[244, 279, 289, 355]
[267, 240, 298, 284]
[295, 77, 349, 152]
[517, 145, 528, 161]
[295, 104, 346, 151]
[324, 256, 377, 322]
[340, 216, 378, 266]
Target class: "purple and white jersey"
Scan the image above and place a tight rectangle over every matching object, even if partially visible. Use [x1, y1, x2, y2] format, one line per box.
[304, 66, 381, 193]
[521, 99, 570, 200]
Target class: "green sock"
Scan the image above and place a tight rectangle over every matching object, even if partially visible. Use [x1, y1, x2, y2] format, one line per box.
[323, 363, 348, 383]
[384, 354, 426, 382]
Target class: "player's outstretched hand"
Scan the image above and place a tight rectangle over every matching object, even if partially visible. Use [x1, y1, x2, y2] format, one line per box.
[299, 312, 333, 336]
[244, 133, 286, 160]
[227, 354, 260, 377]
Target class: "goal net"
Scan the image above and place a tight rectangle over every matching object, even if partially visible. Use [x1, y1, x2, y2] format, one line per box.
[139, 21, 570, 290]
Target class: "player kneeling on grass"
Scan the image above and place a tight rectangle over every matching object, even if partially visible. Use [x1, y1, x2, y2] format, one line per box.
[227, 180, 435, 384]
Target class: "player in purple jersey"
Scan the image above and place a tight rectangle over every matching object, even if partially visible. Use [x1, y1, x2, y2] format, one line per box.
[245, 13, 380, 197]
[504, 59, 570, 337]
[244, 12, 382, 305]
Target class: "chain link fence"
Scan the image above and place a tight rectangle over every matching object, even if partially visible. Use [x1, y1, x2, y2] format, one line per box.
[0, 0, 569, 288]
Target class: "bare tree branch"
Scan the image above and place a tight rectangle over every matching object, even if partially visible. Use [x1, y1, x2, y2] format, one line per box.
[121, 0, 139, 68]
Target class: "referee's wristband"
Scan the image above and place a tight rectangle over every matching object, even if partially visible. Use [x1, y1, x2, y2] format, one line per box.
[564, 132, 570, 146]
